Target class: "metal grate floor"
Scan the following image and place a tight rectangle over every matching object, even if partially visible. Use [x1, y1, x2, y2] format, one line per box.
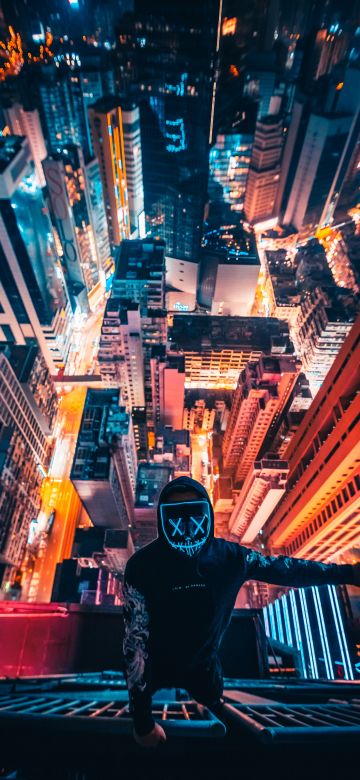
[224, 701, 360, 743]
[0, 693, 226, 738]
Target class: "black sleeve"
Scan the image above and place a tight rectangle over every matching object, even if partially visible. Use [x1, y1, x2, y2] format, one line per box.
[122, 564, 155, 737]
[240, 547, 355, 588]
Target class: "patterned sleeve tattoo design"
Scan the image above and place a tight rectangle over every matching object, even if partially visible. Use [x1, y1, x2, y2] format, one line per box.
[123, 582, 150, 692]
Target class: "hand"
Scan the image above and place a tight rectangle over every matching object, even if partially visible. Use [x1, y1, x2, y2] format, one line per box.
[133, 722, 167, 748]
[353, 562, 360, 587]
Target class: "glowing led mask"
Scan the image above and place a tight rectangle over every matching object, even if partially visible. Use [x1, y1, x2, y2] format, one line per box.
[159, 500, 212, 558]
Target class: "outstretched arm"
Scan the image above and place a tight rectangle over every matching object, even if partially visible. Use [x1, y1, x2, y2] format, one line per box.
[122, 569, 155, 737]
[240, 547, 358, 588]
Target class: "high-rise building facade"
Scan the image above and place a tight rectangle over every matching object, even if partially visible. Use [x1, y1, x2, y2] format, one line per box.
[294, 286, 358, 395]
[38, 66, 80, 152]
[131, 406, 147, 461]
[160, 177, 206, 261]
[112, 239, 165, 311]
[67, 70, 104, 162]
[209, 128, 254, 215]
[0, 343, 56, 574]
[229, 456, 289, 543]
[121, 105, 145, 237]
[98, 299, 145, 408]
[244, 115, 283, 225]
[118, 1, 219, 257]
[277, 64, 360, 227]
[265, 316, 360, 562]
[282, 112, 353, 233]
[85, 157, 113, 283]
[222, 355, 299, 485]
[71, 389, 137, 529]
[89, 98, 130, 246]
[0, 136, 71, 371]
[98, 239, 167, 429]
[43, 145, 102, 312]
[150, 350, 185, 430]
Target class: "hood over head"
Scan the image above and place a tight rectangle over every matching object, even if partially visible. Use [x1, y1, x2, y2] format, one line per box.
[157, 476, 214, 559]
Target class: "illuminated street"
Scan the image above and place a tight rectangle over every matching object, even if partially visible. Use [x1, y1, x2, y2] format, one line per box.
[65, 306, 105, 377]
[25, 387, 89, 603]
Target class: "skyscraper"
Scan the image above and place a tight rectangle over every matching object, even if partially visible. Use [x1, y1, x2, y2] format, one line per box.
[88, 98, 130, 246]
[121, 104, 145, 237]
[98, 299, 145, 408]
[118, 1, 219, 256]
[160, 177, 206, 261]
[277, 64, 360, 227]
[229, 456, 289, 542]
[85, 157, 113, 283]
[0, 342, 56, 576]
[208, 101, 256, 220]
[2, 102, 47, 186]
[199, 227, 260, 316]
[282, 112, 353, 234]
[0, 136, 71, 371]
[43, 145, 102, 312]
[38, 65, 80, 152]
[222, 355, 299, 485]
[66, 69, 104, 162]
[112, 239, 165, 311]
[244, 114, 283, 225]
[294, 286, 358, 395]
[99, 239, 167, 424]
[71, 389, 137, 529]
[265, 316, 360, 562]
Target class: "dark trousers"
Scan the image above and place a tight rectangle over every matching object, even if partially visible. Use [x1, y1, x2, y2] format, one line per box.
[151, 654, 224, 708]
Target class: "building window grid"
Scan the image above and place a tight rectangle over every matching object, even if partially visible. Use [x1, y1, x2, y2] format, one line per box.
[288, 472, 360, 552]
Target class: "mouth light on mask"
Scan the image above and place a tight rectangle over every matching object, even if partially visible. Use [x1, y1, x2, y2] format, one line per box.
[160, 500, 212, 558]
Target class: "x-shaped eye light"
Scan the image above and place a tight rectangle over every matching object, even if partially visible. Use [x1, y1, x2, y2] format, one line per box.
[169, 517, 183, 536]
[191, 515, 206, 535]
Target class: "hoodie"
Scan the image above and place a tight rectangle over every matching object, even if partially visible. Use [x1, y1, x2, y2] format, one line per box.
[123, 476, 355, 736]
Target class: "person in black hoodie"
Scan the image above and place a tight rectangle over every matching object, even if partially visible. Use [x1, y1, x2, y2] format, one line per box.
[123, 476, 360, 748]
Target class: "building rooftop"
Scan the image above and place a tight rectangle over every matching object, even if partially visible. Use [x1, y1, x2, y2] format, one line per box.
[71, 389, 130, 482]
[135, 463, 172, 507]
[257, 114, 282, 126]
[104, 297, 140, 324]
[202, 225, 260, 266]
[169, 315, 292, 353]
[114, 239, 165, 282]
[89, 96, 123, 114]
